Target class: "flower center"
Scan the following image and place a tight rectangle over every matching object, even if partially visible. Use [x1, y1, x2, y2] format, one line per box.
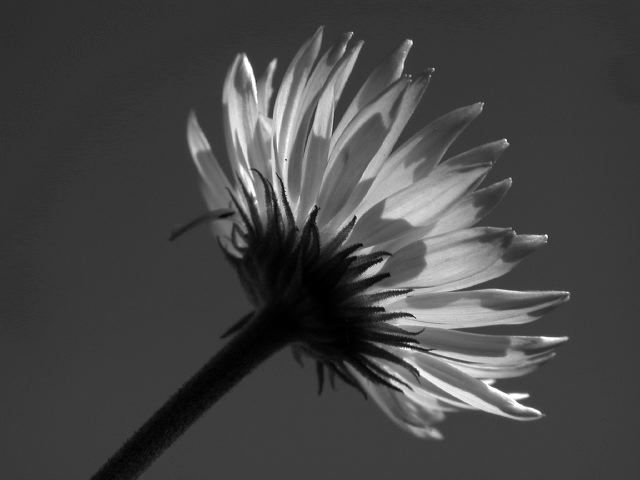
[216, 172, 424, 395]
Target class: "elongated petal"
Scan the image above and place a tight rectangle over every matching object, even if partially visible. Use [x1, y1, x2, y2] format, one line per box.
[295, 41, 364, 222]
[391, 289, 569, 328]
[318, 78, 410, 226]
[295, 83, 335, 222]
[447, 356, 556, 379]
[407, 352, 543, 420]
[361, 71, 432, 181]
[222, 54, 259, 177]
[379, 229, 548, 291]
[408, 329, 567, 379]
[413, 329, 568, 358]
[273, 26, 323, 169]
[377, 357, 477, 411]
[257, 59, 277, 115]
[187, 114, 234, 240]
[426, 178, 512, 237]
[253, 115, 276, 184]
[298, 32, 354, 122]
[351, 140, 507, 248]
[361, 103, 484, 212]
[453, 234, 548, 291]
[365, 378, 446, 439]
[379, 227, 514, 289]
[328, 72, 432, 232]
[448, 351, 557, 377]
[288, 33, 355, 206]
[187, 112, 232, 210]
[331, 39, 413, 150]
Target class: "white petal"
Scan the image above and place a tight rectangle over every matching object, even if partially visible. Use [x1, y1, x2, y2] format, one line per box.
[331, 40, 364, 106]
[412, 329, 569, 358]
[287, 33, 355, 207]
[405, 329, 568, 379]
[406, 351, 543, 420]
[327, 73, 432, 233]
[365, 379, 445, 439]
[273, 26, 323, 173]
[426, 178, 512, 237]
[379, 228, 548, 291]
[297, 32, 354, 122]
[379, 227, 512, 289]
[295, 41, 364, 222]
[187, 112, 232, 210]
[331, 39, 413, 151]
[375, 356, 485, 412]
[360, 102, 485, 213]
[256, 59, 277, 115]
[222, 54, 259, 178]
[350, 140, 507, 248]
[454, 234, 549, 291]
[441, 352, 558, 379]
[253, 115, 277, 183]
[391, 289, 570, 328]
[318, 78, 410, 227]
[364, 72, 432, 174]
[187, 115, 234, 241]
[295, 82, 335, 222]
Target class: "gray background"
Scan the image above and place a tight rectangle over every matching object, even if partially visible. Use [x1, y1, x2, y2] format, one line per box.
[2, 0, 639, 478]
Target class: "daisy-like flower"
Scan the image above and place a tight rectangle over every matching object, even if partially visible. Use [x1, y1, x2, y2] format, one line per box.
[92, 27, 570, 480]
[184, 27, 569, 440]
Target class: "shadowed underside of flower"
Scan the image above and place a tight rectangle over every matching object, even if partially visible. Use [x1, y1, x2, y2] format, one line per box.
[187, 26, 569, 440]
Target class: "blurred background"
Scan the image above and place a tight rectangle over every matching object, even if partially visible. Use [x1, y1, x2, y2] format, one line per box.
[1, 0, 639, 478]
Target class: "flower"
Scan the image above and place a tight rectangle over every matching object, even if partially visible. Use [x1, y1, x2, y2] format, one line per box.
[184, 27, 569, 440]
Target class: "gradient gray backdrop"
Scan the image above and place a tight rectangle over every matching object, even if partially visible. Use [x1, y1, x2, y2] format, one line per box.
[2, 1, 639, 478]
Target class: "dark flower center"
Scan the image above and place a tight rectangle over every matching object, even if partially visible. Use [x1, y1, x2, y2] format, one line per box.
[203, 171, 426, 396]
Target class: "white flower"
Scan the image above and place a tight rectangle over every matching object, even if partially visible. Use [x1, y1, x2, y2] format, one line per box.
[184, 27, 569, 440]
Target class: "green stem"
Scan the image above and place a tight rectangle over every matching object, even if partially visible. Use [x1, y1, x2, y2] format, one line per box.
[91, 309, 290, 480]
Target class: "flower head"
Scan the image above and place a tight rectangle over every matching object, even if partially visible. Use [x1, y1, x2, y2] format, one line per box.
[185, 27, 569, 439]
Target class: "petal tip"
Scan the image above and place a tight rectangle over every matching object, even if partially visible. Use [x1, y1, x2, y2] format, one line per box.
[502, 234, 548, 262]
[536, 335, 570, 348]
[520, 234, 548, 247]
[238, 53, 254, 74]
[187, 109, 198, 125]
[517, 405, 544, 420]
[528, 234, 549, 251]
[231, 53, 243, 68]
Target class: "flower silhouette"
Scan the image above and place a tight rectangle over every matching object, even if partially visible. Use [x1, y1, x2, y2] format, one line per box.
[185, 27, 570, 440]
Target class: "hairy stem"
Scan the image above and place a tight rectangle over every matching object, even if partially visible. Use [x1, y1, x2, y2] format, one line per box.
[91, 308, 290, 480]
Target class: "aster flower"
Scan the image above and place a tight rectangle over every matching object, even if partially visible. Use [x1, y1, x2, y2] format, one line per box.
[187, 26, 569, 437]
[93, 27, 568, 479]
